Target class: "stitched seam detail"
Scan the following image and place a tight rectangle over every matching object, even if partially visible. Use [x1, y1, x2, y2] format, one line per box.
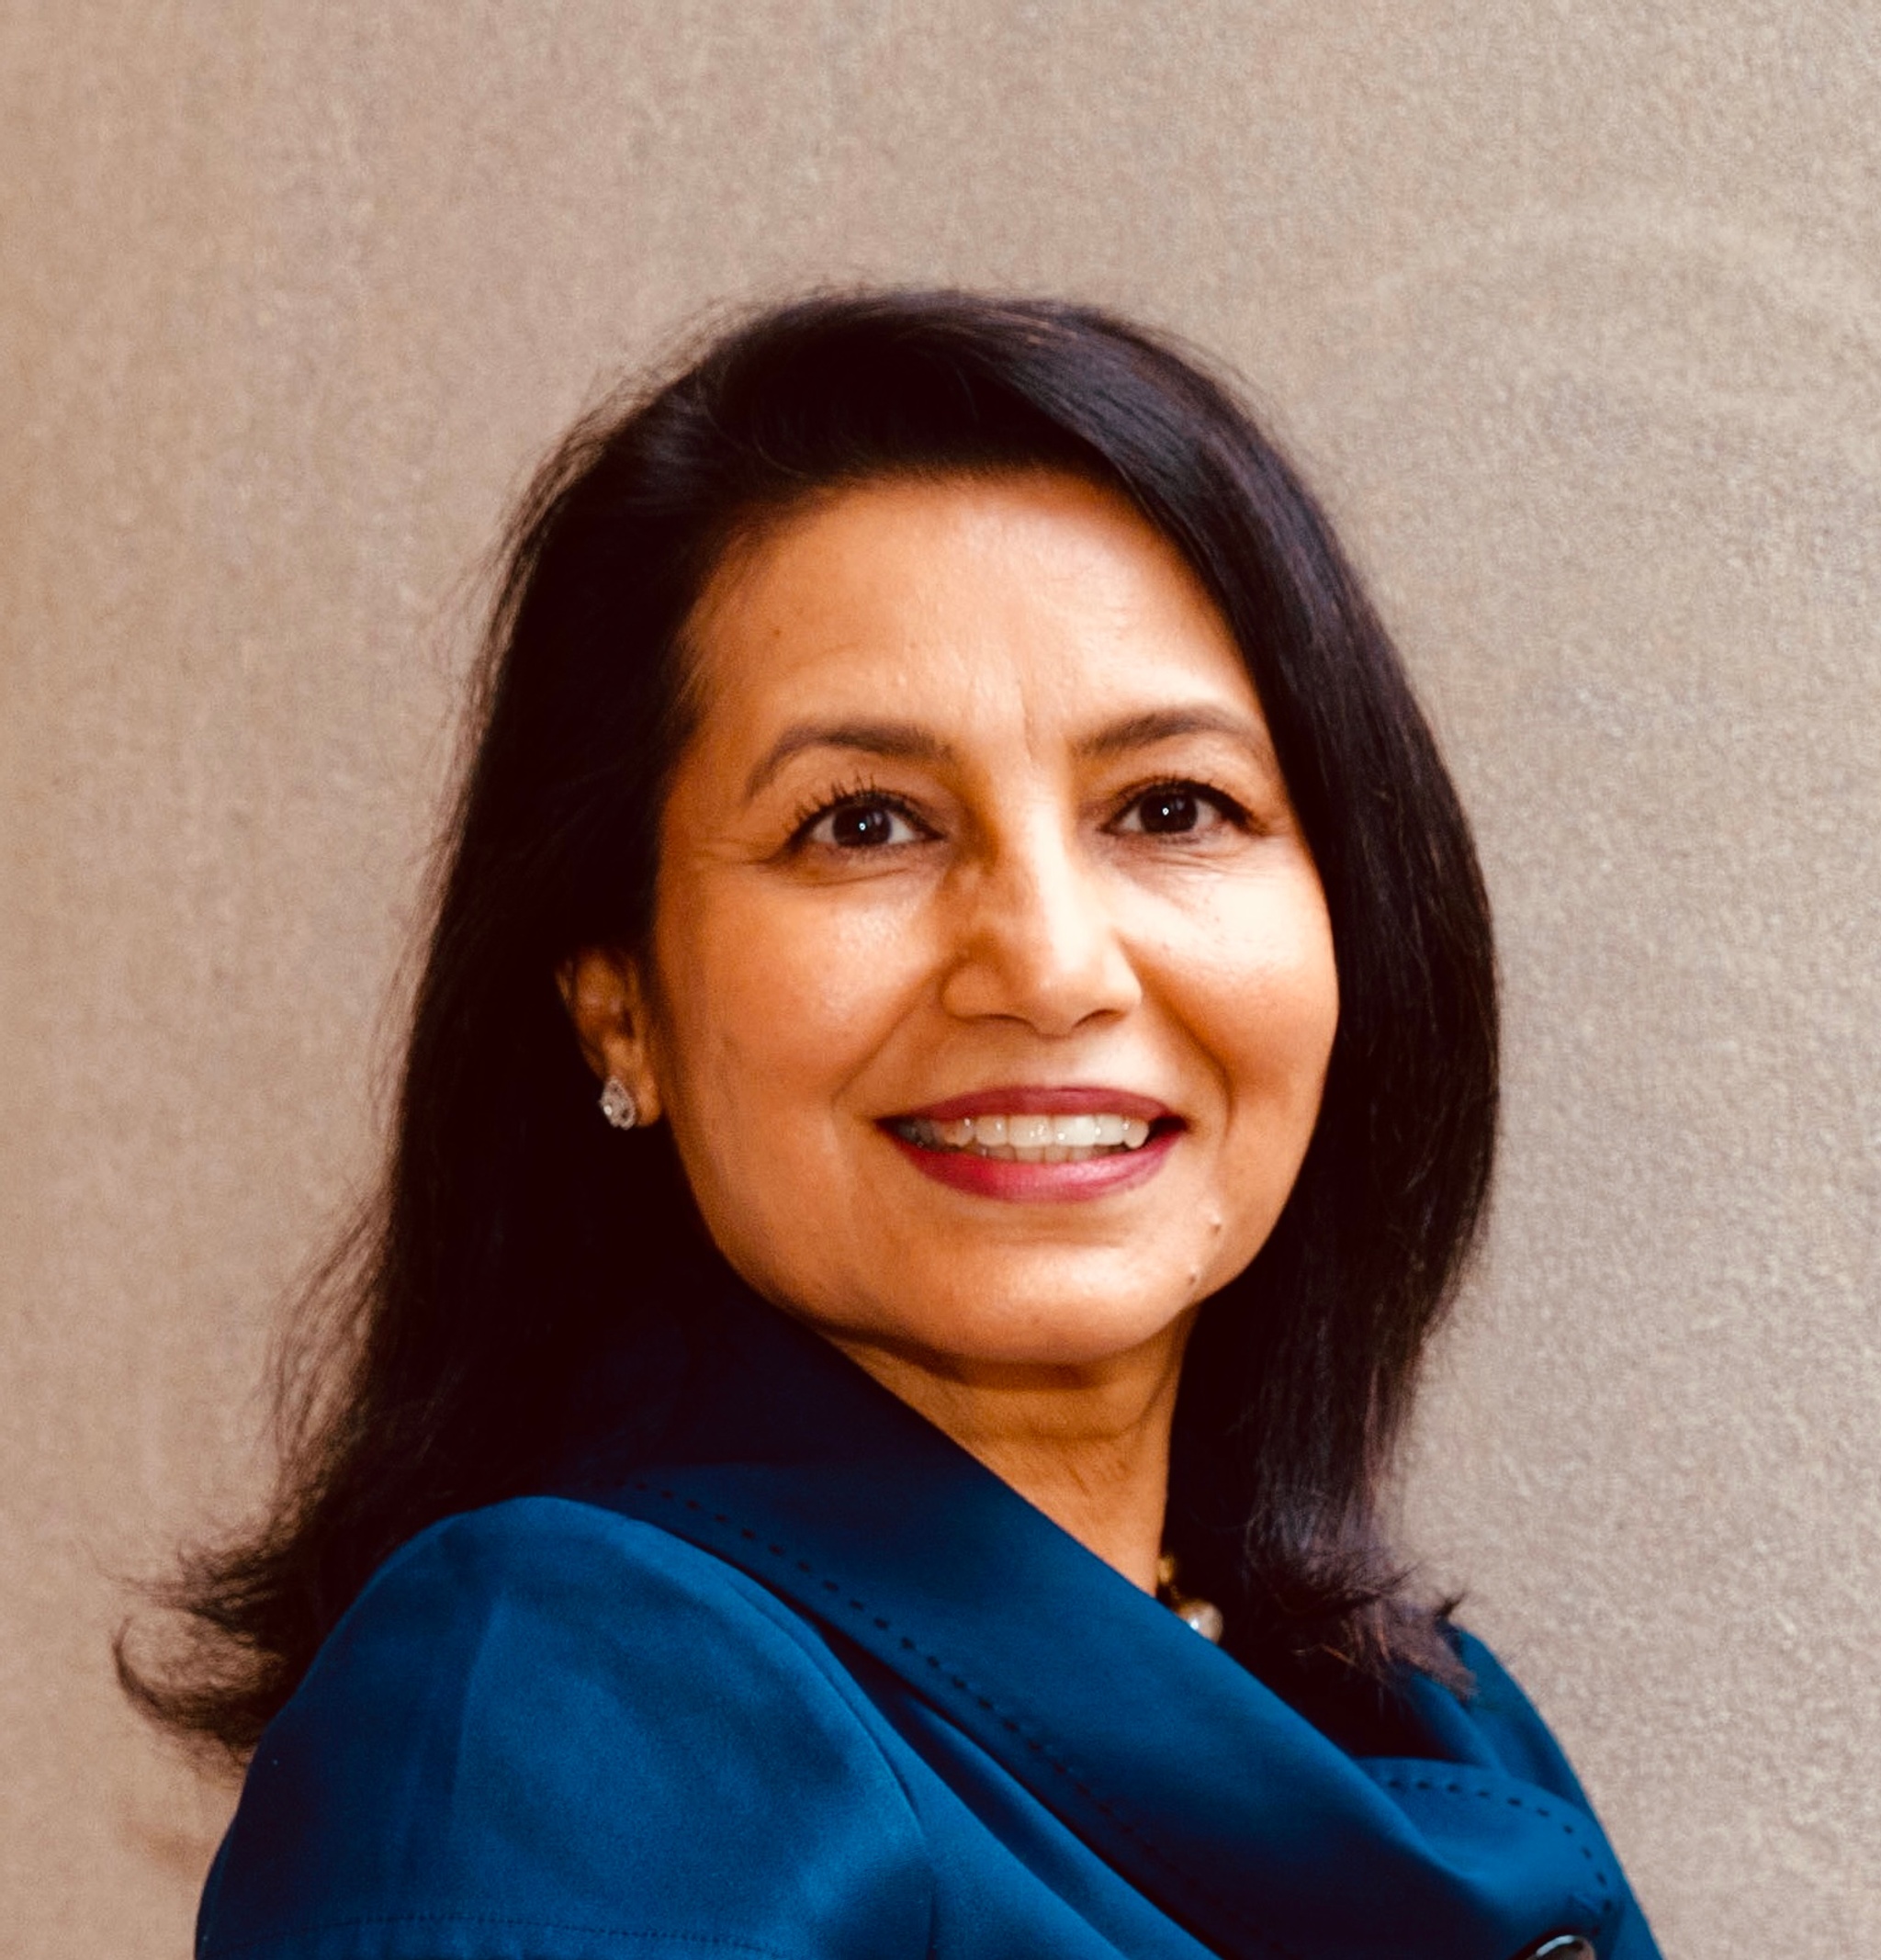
[207, 1913, 794, 1957]
[1370, 1774, 1620, 1918]
[631, 1481, 1302, 1960]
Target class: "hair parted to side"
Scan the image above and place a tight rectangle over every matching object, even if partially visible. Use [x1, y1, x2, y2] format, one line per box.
[121, 290, 1497, 1757]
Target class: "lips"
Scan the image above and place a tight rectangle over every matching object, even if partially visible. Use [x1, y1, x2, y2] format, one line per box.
[881, 1086, 1181, 1203]
[895, 1085, 1171, 1123]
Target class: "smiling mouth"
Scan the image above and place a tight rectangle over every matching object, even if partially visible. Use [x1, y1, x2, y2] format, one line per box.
[889, 1111, 1164, 1163]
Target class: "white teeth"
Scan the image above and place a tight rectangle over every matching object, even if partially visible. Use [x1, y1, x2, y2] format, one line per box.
[898, 1111, 1161, 1157]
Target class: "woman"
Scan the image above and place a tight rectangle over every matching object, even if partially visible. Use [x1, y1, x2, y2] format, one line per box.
[130, 292, 1660, 1959]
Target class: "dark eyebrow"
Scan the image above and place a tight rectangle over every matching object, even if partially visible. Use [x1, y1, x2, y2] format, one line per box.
[742, 719, 957, 805]
[1076, 705, 1278, 773]
[743, 705, 1278, 805]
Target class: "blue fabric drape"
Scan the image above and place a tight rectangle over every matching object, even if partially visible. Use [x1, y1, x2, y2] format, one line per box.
[199, 1274, 1661, 1960]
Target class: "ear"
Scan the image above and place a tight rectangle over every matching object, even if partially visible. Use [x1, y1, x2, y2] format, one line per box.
[557, 948, 664, 1127]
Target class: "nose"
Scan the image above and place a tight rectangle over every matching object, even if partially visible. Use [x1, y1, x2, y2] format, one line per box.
[937, 812, 1142, 1036]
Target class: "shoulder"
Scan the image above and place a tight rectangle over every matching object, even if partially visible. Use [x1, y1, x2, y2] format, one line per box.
[198, 1498, 932, 1960]
[301, 1494, 871, 1715]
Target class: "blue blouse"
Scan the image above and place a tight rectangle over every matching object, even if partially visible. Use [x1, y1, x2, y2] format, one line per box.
[198, 1277, 1661, 1960]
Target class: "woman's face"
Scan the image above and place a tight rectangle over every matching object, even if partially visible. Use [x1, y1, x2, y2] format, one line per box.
[578, 470, 1338, 1377]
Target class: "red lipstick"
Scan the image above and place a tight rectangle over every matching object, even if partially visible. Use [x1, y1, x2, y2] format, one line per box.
[897, 1084, 1171, 1123]
[882, 1085, 1180, 1204]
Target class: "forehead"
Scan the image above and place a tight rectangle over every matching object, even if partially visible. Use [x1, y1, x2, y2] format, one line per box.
[679, 470, 1261, 752]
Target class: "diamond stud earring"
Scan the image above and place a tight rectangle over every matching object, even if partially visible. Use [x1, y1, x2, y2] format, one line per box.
[598, 1076, 639, 1131]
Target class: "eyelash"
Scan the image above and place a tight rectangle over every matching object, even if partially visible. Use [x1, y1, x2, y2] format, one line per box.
[787, 775, 1251, 848]
[786, 777, 931, 848]
[1110, 777, 1253, 834]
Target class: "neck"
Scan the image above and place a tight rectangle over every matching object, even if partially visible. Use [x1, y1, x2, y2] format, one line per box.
[820, 1315, 1194, 1594]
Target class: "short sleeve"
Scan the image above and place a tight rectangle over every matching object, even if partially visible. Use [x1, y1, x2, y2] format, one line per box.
[197, 1499, 933, 1960]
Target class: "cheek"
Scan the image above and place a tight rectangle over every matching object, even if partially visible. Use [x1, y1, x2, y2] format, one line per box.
[646, 871, 940, 1303]
[650, 873, 931, 1130]
[1177, 873, 1340, 1123]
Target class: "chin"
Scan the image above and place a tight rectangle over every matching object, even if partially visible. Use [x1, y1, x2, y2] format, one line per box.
[846, 1279, 1200, 1374]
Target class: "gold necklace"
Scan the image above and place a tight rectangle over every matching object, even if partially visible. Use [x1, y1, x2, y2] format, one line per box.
[1155, 1553, 1223, 1644]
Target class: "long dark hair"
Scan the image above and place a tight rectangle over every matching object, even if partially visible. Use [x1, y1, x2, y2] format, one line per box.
[123, 291, 1497, 1758]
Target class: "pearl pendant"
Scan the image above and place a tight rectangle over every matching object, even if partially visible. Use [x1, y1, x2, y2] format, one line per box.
[1155, 1553, 1223, 1644]
[1172, 1595, 1225, 1644]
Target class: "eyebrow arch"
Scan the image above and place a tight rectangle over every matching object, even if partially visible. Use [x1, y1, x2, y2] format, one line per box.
[742, 704, 1278, 805]
[743, 719, 958, 805]
[1076, 705, 1278, 772]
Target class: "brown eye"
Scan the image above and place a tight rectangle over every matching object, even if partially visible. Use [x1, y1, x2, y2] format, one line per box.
[1115, 783, 1233, 837]
[805, 798, 925, 849]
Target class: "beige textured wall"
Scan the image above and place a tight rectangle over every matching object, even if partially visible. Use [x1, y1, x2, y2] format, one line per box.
[5, 4, 1877, 1953]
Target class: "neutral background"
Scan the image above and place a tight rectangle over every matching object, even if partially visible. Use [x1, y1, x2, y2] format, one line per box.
[5, 3, 1877, 1953]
